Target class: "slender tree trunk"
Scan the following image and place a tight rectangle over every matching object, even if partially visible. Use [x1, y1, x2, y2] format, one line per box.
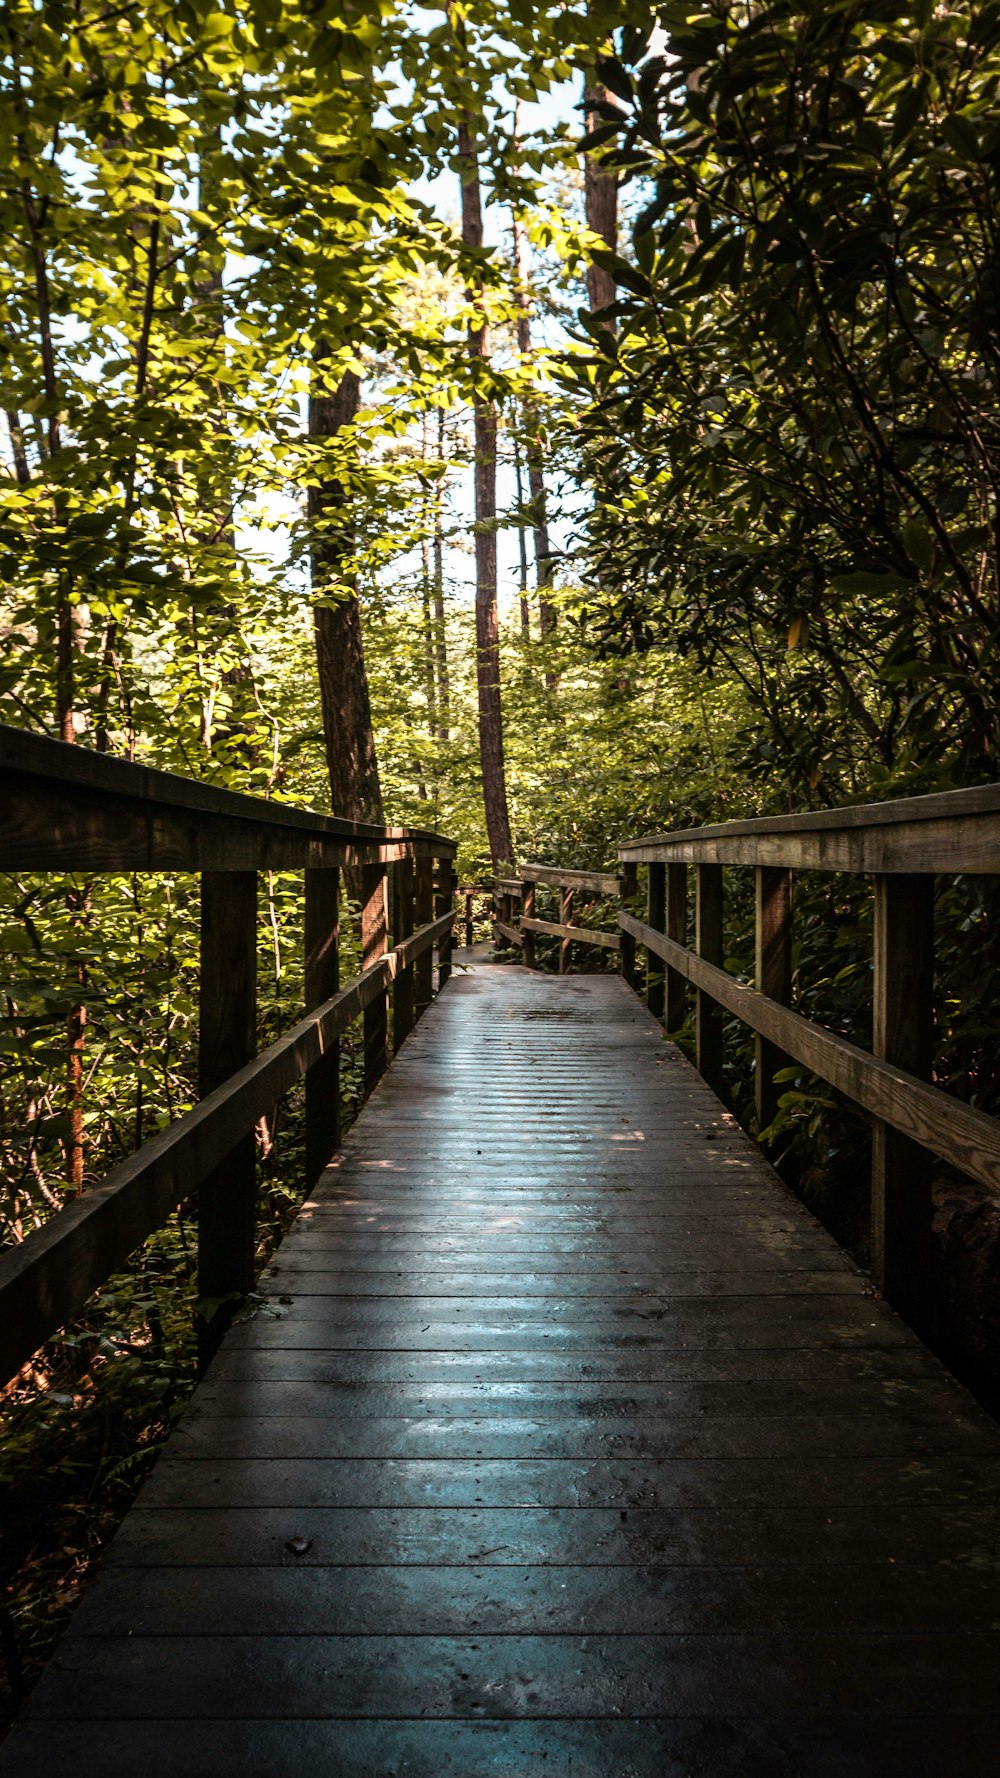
[512, 431, 531, 641]
[510, 192, 558, 682]
[420, 420, 438, 735]
[583, 74, 618, 322]
[432, 408, 450, 741]
[309, 359, 383, 835]
[457, 118, 514, 868]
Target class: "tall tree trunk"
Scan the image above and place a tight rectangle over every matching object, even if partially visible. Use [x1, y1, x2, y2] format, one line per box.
[512, 430, 531, 642]
[432, 408, 450, 741]
[309, 358, 383, 834]
[583, 73, 618, 323]
[457, 119, 514, 869]
[420, 420, 438, 735]
[510, 191, 558, 685]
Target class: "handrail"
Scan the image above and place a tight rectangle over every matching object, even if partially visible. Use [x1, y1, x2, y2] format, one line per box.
[615, 785, 1000, 1335]
[0, 912, 453, 1385]
[620, 781, 1000, 874]
[0, 731, 458, 1382]
[0, 725, 455, 871]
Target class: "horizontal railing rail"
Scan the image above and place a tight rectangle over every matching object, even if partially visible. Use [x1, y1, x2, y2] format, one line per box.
[616, 784, 1000, 1335]
[0, 728, 457, 1383]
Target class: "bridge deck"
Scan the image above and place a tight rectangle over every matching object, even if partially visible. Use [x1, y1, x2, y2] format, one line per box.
[5, 962, 1000, 1776]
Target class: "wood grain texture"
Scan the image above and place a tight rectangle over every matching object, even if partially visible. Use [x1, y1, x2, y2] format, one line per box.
[520, 863, 621, 893]
[6, 962, 999, 1777]
[618, 781, 1000, 874]
[520, 916, 620, 949]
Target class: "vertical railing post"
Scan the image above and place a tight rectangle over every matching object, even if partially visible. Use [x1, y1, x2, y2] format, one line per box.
[619, 861, 637, 989]
[197, 870, 257, 1370]
[559, 883, 573, 974]
[361, 859, 388, 1095]
[392, 855, 415, 1051]
[522, 878, 536, 969]
[465, 889, 474, 948]
[436, 855, 453, 988]
[695, 862, 724, 1096]
[646, 861, 666, 1019]
[305, 866, 340, 1182]
[665, 862, 688, 1031]
[872, 873, 935, 1329]
[755, 866, 793, 1134]
[414, 854, 434, 1018]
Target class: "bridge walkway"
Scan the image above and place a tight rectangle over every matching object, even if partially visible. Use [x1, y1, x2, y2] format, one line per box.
[4, 959, 1000, 1776]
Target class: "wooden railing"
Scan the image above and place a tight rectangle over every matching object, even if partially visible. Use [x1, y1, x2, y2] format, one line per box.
[617, 787, 1000, 1332]
[492, 789, 1000, 1335]
[494, 864, 621, 971]
[0, 727, 457, 1383]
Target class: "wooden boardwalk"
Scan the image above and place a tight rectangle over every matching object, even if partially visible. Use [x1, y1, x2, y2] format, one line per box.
[5, 960, 1000, 1776]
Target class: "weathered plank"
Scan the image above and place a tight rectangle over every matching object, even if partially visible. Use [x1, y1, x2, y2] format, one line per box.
[520, 915, 620, 949]
[520, 863, 621, 893]
[0, 723, 455, 872]
[618, 779, 1000, 873]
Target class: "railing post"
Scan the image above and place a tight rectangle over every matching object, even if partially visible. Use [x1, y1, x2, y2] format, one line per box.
[619, 861, 637, 989]
[436, 856, 453, 988]
[414, 854, 434, 1017]
[197, 870, 257, 1369]
[392, 856, 415, 1050]
[695, 862, 724, 1096]
[755, 866, 793, 1133]
[361, 860, 388, 1095]
[559, 883, 573, 974]
[305, 866, 340, 1182]
[465, 889, 474, 948]
[665, 862, 687, 1031]
[646, 861, 666, 1019]
[522, 878, 536, 969]
[872, 873, 935, 1328]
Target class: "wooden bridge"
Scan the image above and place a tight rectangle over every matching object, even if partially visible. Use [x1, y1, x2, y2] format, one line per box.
[2, 729, 1000, 1775]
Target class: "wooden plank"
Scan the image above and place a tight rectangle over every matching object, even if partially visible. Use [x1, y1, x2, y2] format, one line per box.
[646, 862, 666, 1019]
[695, 864, 724, 1095]
[495, 878, 524, 896]
[755, 866, 793, 1133]
[619, 859, 637, 989]
[559, 885, 573, 975]
[871, 875, 935, 1329]
[304, 868, 341, 1181]
[0, 914, 453, 1385]
[414, 857, 434, 1019]
[435, 858, 454, 988]
[665, 862, 687, 1030]
[494, 919, 523, 946]
[520, 917, 620, 950]
[361, 865, 388, 1096]
[520, 863, 621, 893]
[522, 880, 536, 968]
[618, 910, 1000, 1200]
[618, 782, 1000, 874]
[197, 872, 258, 1367]
[0, 725, 455, 873]
[392, 858, 415, 1050]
